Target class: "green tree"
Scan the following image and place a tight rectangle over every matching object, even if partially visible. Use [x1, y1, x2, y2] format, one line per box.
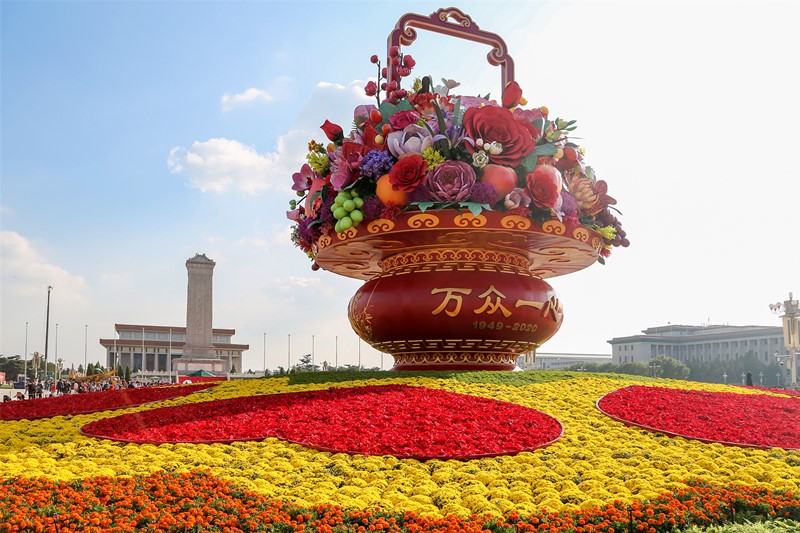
[124, 367, 131, 383]
[296, 354, 319, 372]
[650, 355, 690, 380]
[86, 363, 95, 376]
[0, 355, 25, 381]
[230, 364, 237, 374]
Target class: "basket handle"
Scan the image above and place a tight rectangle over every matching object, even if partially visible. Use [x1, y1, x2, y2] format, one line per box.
[386, 7, 515, 95]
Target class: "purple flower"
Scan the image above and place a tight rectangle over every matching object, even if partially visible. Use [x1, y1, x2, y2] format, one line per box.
[503, 188, 532, 210]
[298, 216, 322, 246]
[386, 124, 433, 159]
[360, 150, 394, 180]
[318, 195, 337, 226]
[560, 191, 578, 216]
[292, 164, 317, 192]
[361, 195, 384, 219]
[469, 182, 500, 205]
[354, 104, 377, 122]
[424, 161, 476, 202]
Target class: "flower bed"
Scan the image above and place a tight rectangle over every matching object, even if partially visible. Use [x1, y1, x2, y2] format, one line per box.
[597, 385, 800, 449]
[1, 374, 799, 519]
[2, 471, 799, 533]
[0, 383, 217, 421]
[79, 384, 563, 459]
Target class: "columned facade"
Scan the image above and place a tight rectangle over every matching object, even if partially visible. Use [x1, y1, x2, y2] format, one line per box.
[609, 324, 785, 364]
[100, 324, 248, 374]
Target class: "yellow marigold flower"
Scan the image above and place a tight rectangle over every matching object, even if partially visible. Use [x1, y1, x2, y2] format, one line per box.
[422, 146, 445, 170]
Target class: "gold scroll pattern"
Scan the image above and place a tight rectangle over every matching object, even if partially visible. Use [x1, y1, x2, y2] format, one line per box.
[500, 215, 532, 230]
[407, 213, 440, 228]
[453, 212, 487, 227]
[367, 219, 395, 234]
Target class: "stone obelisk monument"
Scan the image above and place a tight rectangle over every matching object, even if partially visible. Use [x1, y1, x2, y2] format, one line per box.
[174, 253, 224, 373]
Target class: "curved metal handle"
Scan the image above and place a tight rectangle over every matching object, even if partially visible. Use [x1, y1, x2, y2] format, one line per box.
[386, 7, 515, 94]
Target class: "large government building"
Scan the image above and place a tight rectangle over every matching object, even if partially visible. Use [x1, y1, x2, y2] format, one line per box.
[608, 324, 785, 365]
[99, 324, 248, 373]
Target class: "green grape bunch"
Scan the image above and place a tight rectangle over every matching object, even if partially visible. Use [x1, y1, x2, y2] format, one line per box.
[331, 189, 364, 233]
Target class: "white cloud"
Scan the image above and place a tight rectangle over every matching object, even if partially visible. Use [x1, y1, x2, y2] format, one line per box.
[168, 135, 306, 195]
[278, 276, 320, 290]
[168, 80, 373, 196]
[221, 88, 273, 112]
[0, 231, 87, 304]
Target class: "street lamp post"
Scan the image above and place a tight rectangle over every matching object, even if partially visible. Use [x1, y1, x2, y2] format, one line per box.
[84, 324, 88, 372]
[741, 372, 746, 386]
[287, 334, 291, 372]
[776, 371, 781, 388]
[723, 372, 728, 385]
[24, 322, 28, 379]
[263, 332, 267, 376]
[769, 292, 799, 389]
[43, 286, 52, 380]
[759, 371, 764, 386]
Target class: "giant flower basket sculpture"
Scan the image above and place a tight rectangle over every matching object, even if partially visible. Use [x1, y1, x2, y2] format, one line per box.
[288, 8, 628, 371]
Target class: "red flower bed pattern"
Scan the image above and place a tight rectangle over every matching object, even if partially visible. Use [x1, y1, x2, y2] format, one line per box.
[0, 384, 217, 421]
[597, 385, 800, 449]
[80, 384, 563, 459]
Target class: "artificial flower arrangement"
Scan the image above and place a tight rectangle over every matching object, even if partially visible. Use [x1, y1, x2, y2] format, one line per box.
[288, 47, 628, 268]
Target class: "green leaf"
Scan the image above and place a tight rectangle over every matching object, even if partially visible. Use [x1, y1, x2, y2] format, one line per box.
[379, 102, 398, 121]
[432, 102, 447, 139]
[414, 202, 437, 213]
[533, 143, 559, 157]
[520, 152, 539, 173]
[597, 256, 606, 265]
[451, 97, 464, 126]
[531, 118, 544, 132]
[458, 202, 490, 217]
[396, 99, 414, 111]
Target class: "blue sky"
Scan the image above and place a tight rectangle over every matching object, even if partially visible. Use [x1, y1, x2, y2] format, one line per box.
[2, 1, 799, 373]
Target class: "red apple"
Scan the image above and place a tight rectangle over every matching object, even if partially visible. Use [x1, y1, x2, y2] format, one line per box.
[480, 164, 518, 197]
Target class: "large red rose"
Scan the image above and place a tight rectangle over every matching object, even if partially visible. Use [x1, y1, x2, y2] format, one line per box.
[526, 165, 562, 209]
[389, 153, 427, 192]
[463, 105, 538, 167]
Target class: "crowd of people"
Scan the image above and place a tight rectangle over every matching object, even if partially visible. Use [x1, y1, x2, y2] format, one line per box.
[2, 376, 171, 402]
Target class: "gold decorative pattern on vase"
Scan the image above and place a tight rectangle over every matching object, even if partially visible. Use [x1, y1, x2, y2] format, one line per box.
[380, 249, 530, 273]
[501, 215, 532, 230]
[572, 226, 591, 243]
[453, 212, 487, 227]
[338, 227, 358, 240]
[541, 220, 566, 235]
[347, 294, 373, 341]
[367, 219, 395, 234]
[390, 352, 520, 366]
[407, 213, 440, 228]
[317, 235, 332, 249]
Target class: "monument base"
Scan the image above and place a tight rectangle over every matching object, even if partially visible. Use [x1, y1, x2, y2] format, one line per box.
[172, 358, 226, 375]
